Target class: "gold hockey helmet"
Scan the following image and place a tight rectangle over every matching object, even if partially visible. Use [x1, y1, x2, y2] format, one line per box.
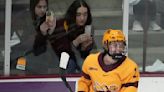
[102, 29, 126, 50]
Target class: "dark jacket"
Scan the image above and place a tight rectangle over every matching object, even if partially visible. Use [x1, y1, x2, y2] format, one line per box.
[33, 18, 93, 59]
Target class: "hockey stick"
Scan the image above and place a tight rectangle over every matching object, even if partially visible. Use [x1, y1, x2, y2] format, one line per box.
[59, 52, 73, 92]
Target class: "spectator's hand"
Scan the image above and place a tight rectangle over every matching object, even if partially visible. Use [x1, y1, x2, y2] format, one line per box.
[46, 17, 56, 35]
[73, 33, 92, 47]
[81, 37, 93, 51]
[40, 17, 56, 35]
[40, 22, 49, 35]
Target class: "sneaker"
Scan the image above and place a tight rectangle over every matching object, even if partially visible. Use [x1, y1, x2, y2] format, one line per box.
[149, 21, 161, 31]
[132, 20, 143, 32]
[10, 32, 20, 47]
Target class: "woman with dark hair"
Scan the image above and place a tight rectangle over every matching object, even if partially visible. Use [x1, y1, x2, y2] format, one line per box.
[64, 0, 92, 27]
[34, 0, 94, 73]
[58, 0, 93, 73]
[11, 0, 49, 74]
[13, 0, 57, 75]
[30, 0, 48, 21]
[30, 0, 56, 55]
[27, 0, 57, 74]
[29, 0, 48, 54]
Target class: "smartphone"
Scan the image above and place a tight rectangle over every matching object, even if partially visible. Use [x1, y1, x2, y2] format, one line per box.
[46, 10, 54, 23]
[85, 25, 92, 35]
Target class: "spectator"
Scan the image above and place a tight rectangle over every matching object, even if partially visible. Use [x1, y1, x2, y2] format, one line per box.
[28, 0, 58, 74]
[11, 0, 58, 75]
[131, 0, 161, 31]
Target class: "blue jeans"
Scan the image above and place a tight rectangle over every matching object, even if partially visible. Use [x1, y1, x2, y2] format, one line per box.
[66, 58, 80, 74]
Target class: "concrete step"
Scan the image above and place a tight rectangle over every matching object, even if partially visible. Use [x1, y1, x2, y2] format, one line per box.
[93, 15, 123, 30]
[128, 30, 164, 48]
[49, 0, 122, 11]
[49, 0, 123, 18]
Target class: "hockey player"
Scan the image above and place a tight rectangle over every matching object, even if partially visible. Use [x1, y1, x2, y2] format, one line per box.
[78, 29, 140, 92]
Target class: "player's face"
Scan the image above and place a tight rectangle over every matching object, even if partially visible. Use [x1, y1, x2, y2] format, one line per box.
[108, 41, 125, 55]
[35, 0, 47, 18]
[76, 6, 88, 26]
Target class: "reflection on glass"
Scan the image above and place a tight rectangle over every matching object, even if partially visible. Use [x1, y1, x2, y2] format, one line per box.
[128, 0, 164, 72]
[9, 0, 123, 77]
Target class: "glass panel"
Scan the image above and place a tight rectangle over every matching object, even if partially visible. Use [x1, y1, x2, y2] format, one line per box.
[146, 0, 164, 72]
[10, 0, 123, 76]
[0, 0, 5, 75]
[128, 0, 164, 72]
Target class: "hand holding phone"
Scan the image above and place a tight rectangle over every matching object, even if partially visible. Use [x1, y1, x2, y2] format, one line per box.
[45, 10, 56, 35]
[46, 10, 54, 26]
